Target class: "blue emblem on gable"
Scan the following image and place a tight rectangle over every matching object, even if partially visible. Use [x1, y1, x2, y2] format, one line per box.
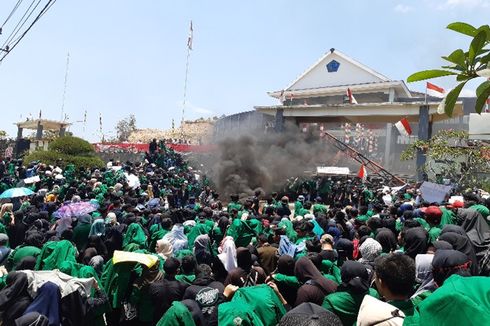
[326, 60, 340, 72]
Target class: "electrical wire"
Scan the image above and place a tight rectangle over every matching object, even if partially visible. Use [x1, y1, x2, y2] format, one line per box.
[1, 0, 24, 29]
[1, 0, 41, 50]
[0, 0, 56, 62]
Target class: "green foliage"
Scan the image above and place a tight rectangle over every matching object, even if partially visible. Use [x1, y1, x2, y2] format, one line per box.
[49, 136, 94, 156]
[407, 22, 490, 116]
[24, 136, 104, 169]
[0, 130, 6, 139]
[25, 151, 104, 169]
[401, 130, 490, 190]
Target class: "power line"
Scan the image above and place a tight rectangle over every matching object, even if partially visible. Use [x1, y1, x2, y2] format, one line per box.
[0, 0, 57, 62]
[1, 0, 40, 49]
[1, 0, 24, 29]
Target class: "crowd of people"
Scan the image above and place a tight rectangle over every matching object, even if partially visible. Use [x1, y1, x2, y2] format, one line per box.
[0, 141, 489, 326]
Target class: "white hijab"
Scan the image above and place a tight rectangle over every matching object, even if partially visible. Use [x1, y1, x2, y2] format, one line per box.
[217, 236, 237, 272]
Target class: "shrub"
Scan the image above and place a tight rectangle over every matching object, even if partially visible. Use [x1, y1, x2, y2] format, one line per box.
[24, 136, 104, 169]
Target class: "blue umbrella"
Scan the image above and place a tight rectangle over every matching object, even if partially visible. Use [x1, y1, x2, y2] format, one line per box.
[0, 187, 35, 199]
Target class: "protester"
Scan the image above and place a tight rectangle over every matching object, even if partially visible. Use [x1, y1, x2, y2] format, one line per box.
[0, 141, 488, 325]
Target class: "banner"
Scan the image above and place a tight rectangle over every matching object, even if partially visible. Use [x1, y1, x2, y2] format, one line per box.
[419, 182, 452, 204]
[93, 143, 216, 153]
[316, 166, 350, 175]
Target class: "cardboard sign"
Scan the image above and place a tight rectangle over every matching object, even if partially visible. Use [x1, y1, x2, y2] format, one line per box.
[419, 182, 452, 204]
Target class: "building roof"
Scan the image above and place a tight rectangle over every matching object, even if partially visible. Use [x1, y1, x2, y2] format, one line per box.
[268, 49, 411, 99]
[15, 119, 71, 130]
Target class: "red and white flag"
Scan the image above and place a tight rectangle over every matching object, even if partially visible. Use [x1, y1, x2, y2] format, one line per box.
[187, 20, 193, 50]
[358, 164, 367, 181]
[426, 82, 445, 98]
[395, 118, 412, 136]
[347, 88, 358, 104]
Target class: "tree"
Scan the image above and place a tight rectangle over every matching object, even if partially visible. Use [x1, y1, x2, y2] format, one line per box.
[115, 114, 137, 142]
[401, 130, 490, 191]
[0, 130, 6, 139]
[24, 136, 104, 169]
[407, 22, 490, 116]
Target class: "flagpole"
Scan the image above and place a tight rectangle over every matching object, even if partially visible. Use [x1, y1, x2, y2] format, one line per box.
[181, 20, 193, 141]
[424, 83, 428, 106]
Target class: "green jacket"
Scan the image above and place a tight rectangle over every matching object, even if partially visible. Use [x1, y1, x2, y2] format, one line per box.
[157, 301, 196, 326]
[36, 240, 77, 270]
[123, 223, 147, 249]
[7, 245, 41, 270]
[322, 288, 379, 326]
[218, 285, 286, 326]
[404, 275, 490, 326]
[73, 223, 92, 251]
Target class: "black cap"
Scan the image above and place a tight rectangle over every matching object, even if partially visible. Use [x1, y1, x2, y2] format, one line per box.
[279, 302, 342, 326]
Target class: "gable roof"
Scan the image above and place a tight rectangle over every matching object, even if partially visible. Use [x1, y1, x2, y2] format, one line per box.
[282, 49, 391, 91]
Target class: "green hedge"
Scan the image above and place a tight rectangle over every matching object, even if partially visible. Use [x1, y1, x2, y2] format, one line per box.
[24, 136, 104, 169]
[49, 136, 94, 156]
[24, 151, 104, 169]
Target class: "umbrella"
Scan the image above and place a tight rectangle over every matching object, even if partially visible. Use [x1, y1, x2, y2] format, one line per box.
[53, 201, 99, 219]
[0, 187, 35, 199]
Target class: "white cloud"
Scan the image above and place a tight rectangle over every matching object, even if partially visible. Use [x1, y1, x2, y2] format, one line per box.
[460, 88, 476, 97]
[436, 0, 490, 10]
[177, 101, 215, 116]
[394, 4, 414, 13]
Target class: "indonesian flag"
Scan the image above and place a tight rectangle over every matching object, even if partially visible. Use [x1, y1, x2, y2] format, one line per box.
[347, 88, 358, 104]
[395, 118, 412, 136]
[187, 20, 193, 50]
[358, 164, 367, 181]
[426, 82, 445, 98]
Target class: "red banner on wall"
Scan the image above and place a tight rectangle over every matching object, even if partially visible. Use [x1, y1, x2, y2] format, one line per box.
[93, 143, 215, 153]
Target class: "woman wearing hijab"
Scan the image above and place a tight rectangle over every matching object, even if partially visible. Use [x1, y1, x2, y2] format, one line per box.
[89, 218, 106, 238]
[156, 239, 174, 260]
[85, 235, 108, 261]
[322, 261, 378, 326]
[0, 203, 14, 225]
[438, 231, 479, 275]
[375, 228, 397, 254]
[217, 236, 237, 273]
[72, 214, 92, 251]
[193, 234, 213, 266]
[294, 257, 337, 306]
[0, 272, 32, 326]
[271, 255, 300, 307]
[403, 227, 429, 259]
[358, 238, 382, 281]
[335, 238, 354, 266]
[411, 254, 436, 304]
[162, 224, 188, 253]
[24, 282, 62, 326]
[224, 247, 266, 287]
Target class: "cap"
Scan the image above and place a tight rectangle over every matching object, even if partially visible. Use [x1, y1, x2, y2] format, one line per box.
[447, 201, 464, 209]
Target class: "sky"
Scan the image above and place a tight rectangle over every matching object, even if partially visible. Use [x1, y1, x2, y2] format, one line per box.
[0, 0, 489, 142]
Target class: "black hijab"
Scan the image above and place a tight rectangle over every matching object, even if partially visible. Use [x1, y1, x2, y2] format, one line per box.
[339, 260, 370, 294]
[15, 256, 37, 271]
[438, 232, 479, 275]
[236, 247, 252, 272]
[375, 228, 397, 253]
[404, 227, 428, 259]
[334, 238, 354, 265]
[277, 255, 295, 276]
[294, 257, 337, 294]
[432, 249, 471, 286]
[0, 272, 32, 326]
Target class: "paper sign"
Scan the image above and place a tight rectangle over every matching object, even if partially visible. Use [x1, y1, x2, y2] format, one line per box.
[419, 182, 452, 203]
[24, 175, 41, 184]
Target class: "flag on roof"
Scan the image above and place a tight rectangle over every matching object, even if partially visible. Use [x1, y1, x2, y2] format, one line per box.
[426, 82, 445, 98]
[187, 20, 193, 50]
[395, 118, 412, 136]
[358, 164, 367, 181]
[347, 88, 358, 104]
